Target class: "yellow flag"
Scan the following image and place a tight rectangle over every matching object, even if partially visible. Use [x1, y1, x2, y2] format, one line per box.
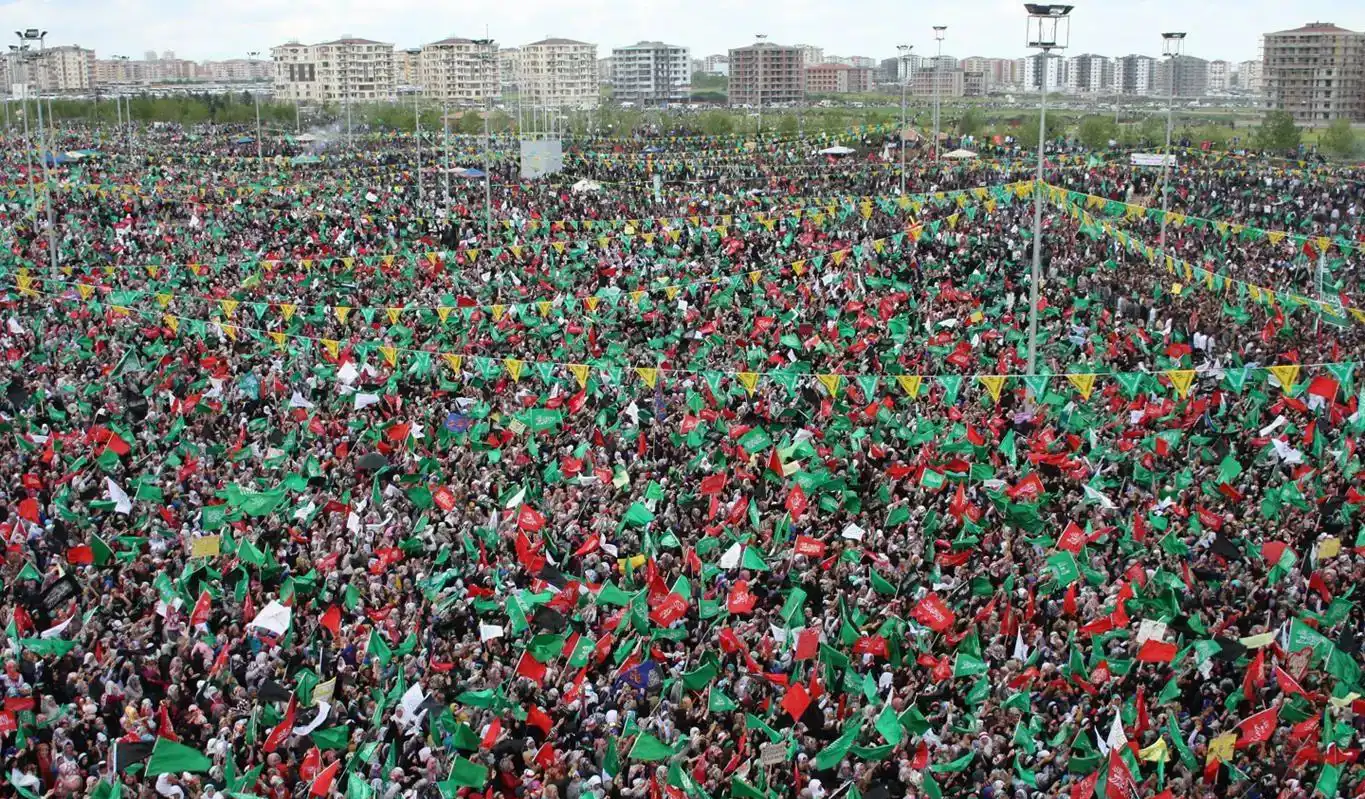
[280, 303, 296, 321]
[1139, 739, 1169, 763]
[1067, 373, 1097, 400]
[386, 307, 402, 325]
[748, 271, 761, 286]
[491, 304, 506, 321]
[817, 373, 842, 398]
[437, 306, 453, 323]
[629, 291, 644, 306]
[221, 323, 237, 341]
[1166, 369, 1196, 399]
[831, 250, 848, 266]
[1268, 230, 1286, 246]
[378, 346, 397, 367]
[585, 296, 600, 313]
[569, 363, 590, 389]
[270, 331, 288, 350]
[321, 339, 339, 359]
[1268, 364, 1300, 391]
[164, 314, 179, 334]
[504, 358, 524, 382]
[897, 375, 922, 398]
[220, 298, 239, 317]
[737, 371, 760, 396]
[76, 283, 94, 301]
[537, 301, 552, 317]
[635, 367, 658, 388]
[1207, 732, 1236, 765]
[301, 259, 313, 271]
[443, 353, 463, 373]
[791, 260, 806, 275]
[335, 306, 351, 323]
[978, 375, 1007, 404]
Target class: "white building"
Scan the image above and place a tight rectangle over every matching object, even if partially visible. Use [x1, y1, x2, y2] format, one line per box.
[1066, 54, 1113, 94]
[701, 54, 729, 76]
[1207, 59, 1232, 92]
[419, 38, 499, 105]
[611, 41, 691, 106]
[1023, 53, 1066, 91]
[850, 55, 877, 69]
[519, 38, 599, 110]
[794, 44, 824, 66]
[271, 36, 396, 104]
[1236, 59, 1263, 91]
[498, 48, 521, 88]
[22, 45, 96, 93]
[1115, 54, 1157, 96]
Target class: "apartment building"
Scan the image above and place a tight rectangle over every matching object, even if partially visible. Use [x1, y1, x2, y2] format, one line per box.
[1155, 55, 1209, 97]
[1115, 54, 1157, 95]
[498, 48, 521, 88]
[611, 41, 691, 105]
[1236, 59, 1263, 91]
[1263, 22, 1365, 123]
[728, 42, 804, 106]
[850, 56, 877, 70]
[1066, 54, 1113, 94]
[271, 37, 396, 105]
[17, 45, 96, 93]
[1206, 59, 1232, 92]
[804, 63, 873, 94]
[910, 69, 965, 98]
[419, 38, 498, 105]
[701, 54, 729, 76]
[794, 44, 824, 67]
[1023, 53, 1066, 92]
[520, 38, 599, 110]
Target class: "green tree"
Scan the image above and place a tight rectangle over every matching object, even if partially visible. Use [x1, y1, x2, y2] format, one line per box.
[1015, 115, 1058, 148]
[698, 111, 734, 136]
[1077, 115, 1119, 150]
[956, 108, 985, 138]
[1321, 118, 1358, 158]
[1255, 110, 1301, 151]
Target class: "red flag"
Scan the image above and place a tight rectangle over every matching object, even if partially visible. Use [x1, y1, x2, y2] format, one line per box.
[785, 486, 808, 519]
[793, 535, 826, 558]
[189, 590, 212, 627]
[911, 741, 928, 771]
[911, 592, 956, 632]
[1071, 769, 1099, 799]
[527, 705, 553, 736]
[1057, 522, 1087, 554]
[156, 704, 179, 742]
[65, 545, 94, 565]
[727, 581, 757, 614]
[1135, 639, 1178, 663]
[320, 605, 342, 637]
[1104, 749, 1136, 799]
[649, 593, 688, 627]
[767, 448, 784, 477]
[515, 652, 548, 684]
[480, 717, 502, 749]
[516, 505, 546, 533]
[699, 473, 727, 495]
[1236, 706, 1278, 748]
[431, 485, 456, 511]
[17, 498, 39, 524]
[263, 695, 297, 753]
[309, 759, 341, 797]
[1243, 648, 1266, 701]
[299, 747, 322, 781]
[794, 629, 820, 661]
[781, 682, 811, 721]
[1275, 665, 1308, 697]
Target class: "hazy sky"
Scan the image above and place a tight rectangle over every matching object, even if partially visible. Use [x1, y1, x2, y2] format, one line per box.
[2, 0, 1357, 63]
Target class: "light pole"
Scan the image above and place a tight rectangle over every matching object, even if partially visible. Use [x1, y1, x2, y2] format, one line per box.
[897, 44, 912, 195]
[248, 50, 264, 174]
[473, 38, 495, 241]
[1158, 32, 1185, 250]
[932, 26, 946, 161]
[17, 28, 57, 278]
[112, 55, 131, 156]
[754, 33, 766, 135]
[1023, 4, 1072, 386]
[9, 44, 36, 211]
[405, 48, 424, 202]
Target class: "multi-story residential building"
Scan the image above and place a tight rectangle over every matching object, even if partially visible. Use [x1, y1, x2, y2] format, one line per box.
[794, 44, 824, 67]
[878, 58, 900, 85]
[597, 57, 614, 84]
[1023, 53, 1066, 92]
[418, 38, 499, 105]
[963, 71, 988, 97]
[823, 55, 853, 66]
[850, 56, 877, 70]
[1235, 59, 1263, 91]
[202, 59, 273, 82]
[271, 37, 396, 105]
[1206, 59, 1232, 92]
[804, 63, 873, 94]
[22, 45, 96, 93]
[1066, 54, 1113, 94]
[1154, 55, 1210, 97]
[1115, 54, 1157, 95]
[961, 56, 1013, 91]
[498, 48, 521, 89]
[393, 49, 420, 88]
[520, 38, 599, 110]
[910, 69, 965, 98]
[611, 41, 691, 105]
[701, 54, 729, 76]
[728, 42, 804, 106]
[896, 53, 928, 82]
[1263, 22, 1365, 123]
[935, 55, 960, 72]
[1010, 58, 1028, 87]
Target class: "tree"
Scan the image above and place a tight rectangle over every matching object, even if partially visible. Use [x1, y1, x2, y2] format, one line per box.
[1014, 115, 1057, 148]
[1077, 115, 1119, 150]
[1321, 118, 1358, 158]
[1255, 110, 1301, 152]
[956, 108, 985, 138]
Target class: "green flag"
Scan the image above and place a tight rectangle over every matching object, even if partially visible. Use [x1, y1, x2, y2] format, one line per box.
[629, 733, 681, 762]
[441, 757, 488, 790]
[144, 739, 213, 776]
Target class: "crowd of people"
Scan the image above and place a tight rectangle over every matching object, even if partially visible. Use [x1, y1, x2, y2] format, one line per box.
[2, 121, 1365, 799]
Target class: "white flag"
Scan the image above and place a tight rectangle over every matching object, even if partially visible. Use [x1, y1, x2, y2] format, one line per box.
[479, 624, 505, 642]
[106, 478, 132, 515]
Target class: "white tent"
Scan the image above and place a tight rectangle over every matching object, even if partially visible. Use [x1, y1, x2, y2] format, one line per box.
[294, 133, 319, 143]
[249, 600, 293, 636]
[571, 178, 603, 193]
[818, 145, 856, 156]
[943, 148, 978, 160]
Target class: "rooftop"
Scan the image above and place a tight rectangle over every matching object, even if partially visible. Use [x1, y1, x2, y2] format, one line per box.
[427, 37, 478, 46]
[1270, 22, 1360, 35]
[615, 41, 684, 50]
[525, 38, 592, 47]
[316, 37, 390, 46]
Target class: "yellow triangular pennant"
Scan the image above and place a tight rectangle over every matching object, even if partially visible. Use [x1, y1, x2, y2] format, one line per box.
[442, 353, 463, 373]
[737, 371, 760, 396]
[280, 303, 296, 321]
[816, 373, 842, 397]
[1166, 369, 1196, 399]
[635, 367, 658, 388]
[379, 346, 398, 367]
[386, 307, 402, 325]
[220, 299, 239, 317]
[978, 375, 1007, 404]
[270, 331, 288, 349]
[335, 306, 351, 323]
[1267, 364, 1300, 391]
[437, 306, 453, 323]
[569, 363, 590, 389]
[1067, 373, 1097, 401]
[897, 375, 922, 398]
[504, 358, 524, 382]
[321, 338, 339, 358]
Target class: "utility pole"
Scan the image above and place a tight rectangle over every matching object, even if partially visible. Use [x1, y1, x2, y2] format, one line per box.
[754, 34, 766, 135]
[1158, 32, 1186, 250]
[473, 37, 495, 241]
[17, 29, 58, 278]
[249, 51, 264, 175]
[897, 45, 912, 195]
[932, 26, 946, 161]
